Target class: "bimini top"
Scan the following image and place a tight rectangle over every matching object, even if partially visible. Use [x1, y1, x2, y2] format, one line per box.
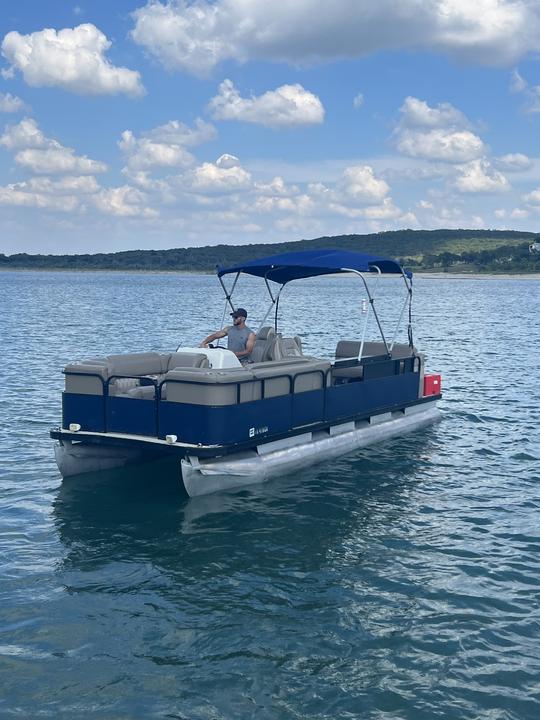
[217, 248, 411, 284]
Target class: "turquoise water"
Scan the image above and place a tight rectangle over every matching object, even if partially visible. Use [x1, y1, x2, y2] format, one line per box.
[0, 270, 539, 719]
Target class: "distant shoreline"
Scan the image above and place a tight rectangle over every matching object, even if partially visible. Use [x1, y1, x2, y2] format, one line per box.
[1, 267, 539, 279]
[416, 272, 540, 280]
[0, 267, 210, 275]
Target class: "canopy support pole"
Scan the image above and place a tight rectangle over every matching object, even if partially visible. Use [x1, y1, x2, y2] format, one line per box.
[389, 272, 414, 350]
[217, 271, 240, 346]
[257, 277, 285, 334]
[405, 273, 414, 348]
[345, 268, 390, 358]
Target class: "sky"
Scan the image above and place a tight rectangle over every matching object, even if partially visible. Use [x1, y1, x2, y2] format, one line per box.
[1, 0, 540, 255]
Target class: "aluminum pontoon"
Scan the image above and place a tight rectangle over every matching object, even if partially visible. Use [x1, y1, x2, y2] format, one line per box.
[51, 248, 442, 496]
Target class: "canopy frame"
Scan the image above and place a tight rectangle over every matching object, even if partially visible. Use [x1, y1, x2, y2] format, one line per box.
[215, 250, 414, 355]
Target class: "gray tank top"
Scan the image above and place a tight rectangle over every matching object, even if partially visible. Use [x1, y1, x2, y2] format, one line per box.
[227, 325, 253, 357]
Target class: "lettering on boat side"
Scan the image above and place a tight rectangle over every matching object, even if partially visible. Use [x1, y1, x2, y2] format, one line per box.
[249, 426, 269, 438]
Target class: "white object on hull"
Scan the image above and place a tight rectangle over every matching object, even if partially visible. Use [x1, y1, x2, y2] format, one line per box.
[181, 402, 441, 497]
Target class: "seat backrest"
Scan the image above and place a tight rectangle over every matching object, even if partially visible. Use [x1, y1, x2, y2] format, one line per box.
[335, 340, 361, 360]
[250, 326, 276, 363]
[167, 352, 210, 370]
[279, 336, 303, 358]
[106, 352, 164, 377]
[335, 340, 414, 360]
[250, 358, 330, 395]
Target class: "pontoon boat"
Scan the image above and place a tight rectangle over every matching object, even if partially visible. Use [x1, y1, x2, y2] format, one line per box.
[51, 249, 442, 496]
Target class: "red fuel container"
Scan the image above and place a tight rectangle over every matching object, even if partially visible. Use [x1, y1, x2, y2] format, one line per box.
[423, 374, 442, 396]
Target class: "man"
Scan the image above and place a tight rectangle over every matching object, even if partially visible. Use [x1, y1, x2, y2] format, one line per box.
[200, 308, 256, 363]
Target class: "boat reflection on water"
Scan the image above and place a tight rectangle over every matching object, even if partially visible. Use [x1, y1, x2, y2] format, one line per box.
[52, 427, 442, 584]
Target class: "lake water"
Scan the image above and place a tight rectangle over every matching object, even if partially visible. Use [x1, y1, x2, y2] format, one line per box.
[0, 270, 539, 719]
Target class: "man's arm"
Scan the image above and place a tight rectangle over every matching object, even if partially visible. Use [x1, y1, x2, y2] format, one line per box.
[199, 328, 228, 347]
[234, 331, 256, 359]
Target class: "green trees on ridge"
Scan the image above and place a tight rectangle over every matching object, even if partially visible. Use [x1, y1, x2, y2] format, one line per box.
[1, 229, 539, 273]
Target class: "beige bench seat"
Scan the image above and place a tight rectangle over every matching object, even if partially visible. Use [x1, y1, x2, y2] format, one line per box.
[64, 351, 210, 396]
[163, 358, 331, 405]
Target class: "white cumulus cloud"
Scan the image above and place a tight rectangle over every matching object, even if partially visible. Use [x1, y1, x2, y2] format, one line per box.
[523, 188, 540, 205]
[362, 198, 403, 220]
[216, 153, 240, 169]
[130, 0, 540, 74]
[0, 118, 47, 149]
[92, 186, 157, 217]
[254, 193, 313, 215]
[398, 96, 469, 129]
[394, 97, 484, 163]
[119, 118, 216, 171]
[188, 156, 252, 192]
[15, 147, 107, 175]
[21, 175, 100, 194]
[2, 24, 144, 96]
[494, 153, 532, 171]
[454, 159, 510, 193]
[255, 176, 294, 196]
[397, 128, 485, 163]
[0, 92, 26, 113]
[303, 165, 401, 222]
[0, 118, 107, 175]
[0, 171, 100, 214]
[510, 207, 529, 218]
[144, 118, 216, 146]
[120, 130, 195, 171]
[0, 181, 80, 211]
[341, 165, 390, 204]
[208, 79, 324, 128]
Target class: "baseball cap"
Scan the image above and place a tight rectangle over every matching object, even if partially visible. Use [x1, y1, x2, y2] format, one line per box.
[230, 307, 247, 318]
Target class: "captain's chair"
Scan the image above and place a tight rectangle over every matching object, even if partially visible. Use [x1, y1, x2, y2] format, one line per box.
[249, 326, 277, 363]
[278, 336, 303, 358]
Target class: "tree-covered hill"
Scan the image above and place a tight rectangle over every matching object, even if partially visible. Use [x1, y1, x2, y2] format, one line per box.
[1, 229, 539, 273]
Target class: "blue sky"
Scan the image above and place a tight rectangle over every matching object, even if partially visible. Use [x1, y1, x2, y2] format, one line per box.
[1, 0, 539, 255]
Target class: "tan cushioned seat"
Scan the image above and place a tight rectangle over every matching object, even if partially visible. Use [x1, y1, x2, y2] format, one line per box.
[164, 367, 257, 405]
[250, 326, 277, 363]
[64, 351, 212, 396]
[389, 343, 416, 358]
[64, 362, 108, 395]
[249, 358, 311, 370]
[251, 359, 330, 397]
[106, 352, 164, 377]
[279, 336, 303, 358]
[164, 359, 330, 404]
[64, 352, 329, 400]
[127, 385, 159, 400]
[335, 340, 415, 360]
[167, 352, 210, 370]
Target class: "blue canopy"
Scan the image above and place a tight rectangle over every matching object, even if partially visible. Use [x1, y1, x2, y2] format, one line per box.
[217, 248, 411, 284]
